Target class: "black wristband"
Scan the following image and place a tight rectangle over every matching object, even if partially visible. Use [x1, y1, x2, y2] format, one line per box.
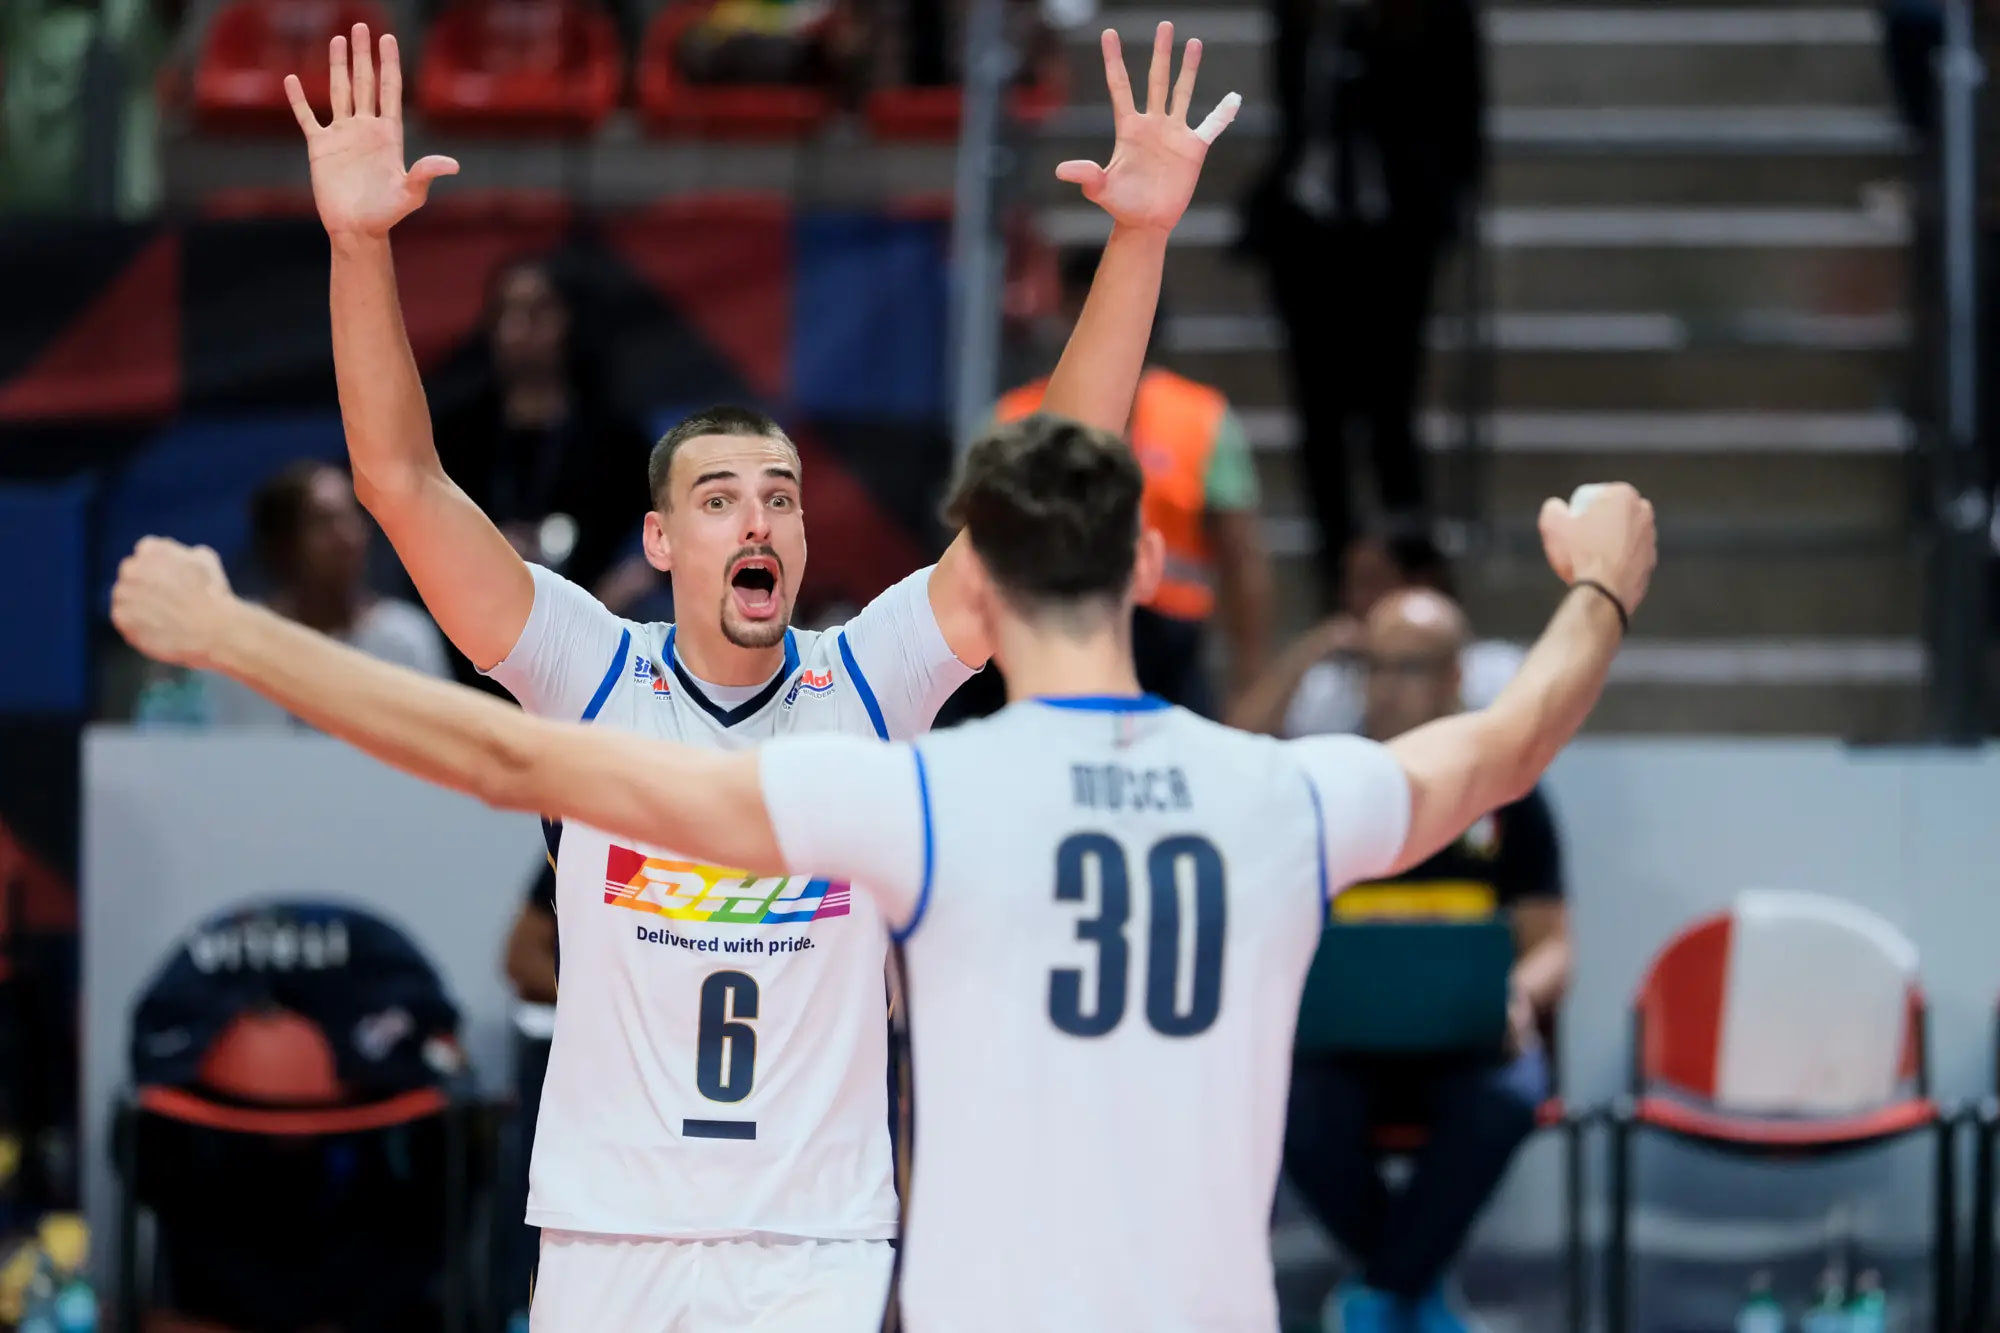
[1573, 579, 1630, 634]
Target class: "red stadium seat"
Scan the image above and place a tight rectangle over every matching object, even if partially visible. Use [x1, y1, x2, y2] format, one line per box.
[417, 0, 623, 135]
[863, 81, 1063, 143]
[1605, 910, 1950, 1333]
[636, 0, 832, 140]
[192, 0, 392, 133]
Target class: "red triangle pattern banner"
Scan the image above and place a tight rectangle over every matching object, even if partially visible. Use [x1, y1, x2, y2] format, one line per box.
[0, 234, 181, 423]
[600, 195, 791, 402]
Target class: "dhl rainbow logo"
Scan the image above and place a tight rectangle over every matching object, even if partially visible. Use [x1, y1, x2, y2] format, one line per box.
[603, 845, 851, 924]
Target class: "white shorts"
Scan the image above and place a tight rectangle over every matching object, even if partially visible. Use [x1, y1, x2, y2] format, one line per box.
[530, 1230, 895, 1333]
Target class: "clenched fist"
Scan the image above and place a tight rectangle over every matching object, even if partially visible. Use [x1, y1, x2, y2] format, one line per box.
[1537, 483, 1657, 618]
[111, 538, 239, 669]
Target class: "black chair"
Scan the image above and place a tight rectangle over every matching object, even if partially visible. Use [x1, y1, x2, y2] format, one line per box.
[112, 1008, 492, 1333]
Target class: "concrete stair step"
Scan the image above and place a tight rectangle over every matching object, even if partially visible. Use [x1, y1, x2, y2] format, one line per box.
[1486, 153, 1905, 206]
[1065, 204, 1909, 312]
[1029, 135, 1906, 209]
[1459, 546, 1919, 638]
[1039, 102, 1906, 152]
[1248, 443, 1912, 530]
[1071, 9, 1887, 109]
[1265, 530, 1920, 637]
[1174, 340, 1901, 411]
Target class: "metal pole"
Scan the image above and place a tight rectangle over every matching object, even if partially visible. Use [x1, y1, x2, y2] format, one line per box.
[1932, 0, 1989, 741]
[947, 0, 1014, 455]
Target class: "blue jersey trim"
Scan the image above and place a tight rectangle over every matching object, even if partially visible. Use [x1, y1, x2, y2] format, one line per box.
[583, 628, 632, 723]
[892, 747, 935, 943]
[552, 626, 633, 873]
[1033, 692, 1172, 713]
[1304, 774, 1332, 923]
[664, 625, 800, 727]
[838, 630, 890, 740]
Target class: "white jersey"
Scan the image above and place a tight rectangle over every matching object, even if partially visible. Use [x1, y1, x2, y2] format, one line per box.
[489, 562, 973, 1239]
[759, 696, 1411, 1332]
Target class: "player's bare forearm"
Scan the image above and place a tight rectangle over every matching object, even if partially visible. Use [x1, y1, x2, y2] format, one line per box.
[203, 593, 786, 869]
[1041, 225, 1170, 434]
[328, 236, 531, 669]
[1385, 587, 1622, 872]
[1511, 924, 1572, 1014]
[329, 234, 436, 502]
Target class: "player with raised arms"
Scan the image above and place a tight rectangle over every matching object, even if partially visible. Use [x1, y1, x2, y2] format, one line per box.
[111, 416, 1654, 1332]
[279, 17, 1238, 1331]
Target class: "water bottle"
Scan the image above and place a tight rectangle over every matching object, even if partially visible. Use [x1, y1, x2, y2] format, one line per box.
[133, 668, 210, 727]
[1736, 1270, 1787, 1333]
[17, 1251, 60, 1333]
[1801, 1266, 1851, 1333]
[1845, 1270, 1888, 1333]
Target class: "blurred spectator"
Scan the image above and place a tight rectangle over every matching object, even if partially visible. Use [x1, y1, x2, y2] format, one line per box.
[1285, 587, 1568, 1333]
[1229, 528, 1520, 736]
[1238, 0, 1485, 607]
[992, 248, 1273, 716]
[504, 862, 558, 1007]
[200, 462, 448, 727]
[429, 257, 659, 665]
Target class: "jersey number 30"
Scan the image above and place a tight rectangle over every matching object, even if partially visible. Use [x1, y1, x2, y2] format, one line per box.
[1050, 833, 1226, 1039]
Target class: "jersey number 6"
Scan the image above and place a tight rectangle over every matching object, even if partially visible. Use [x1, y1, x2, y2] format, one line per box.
[1049, 833, 1226, 1039]
[696, 970, 759, 1102]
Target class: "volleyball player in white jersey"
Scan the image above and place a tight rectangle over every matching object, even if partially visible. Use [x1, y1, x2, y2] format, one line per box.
[114, 415, 1655, 1332]
[279, 19, 1237, 1328]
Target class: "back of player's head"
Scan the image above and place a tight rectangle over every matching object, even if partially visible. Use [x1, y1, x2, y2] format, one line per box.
[944, 413, 1144, 616]
[648, 406, 799, 510]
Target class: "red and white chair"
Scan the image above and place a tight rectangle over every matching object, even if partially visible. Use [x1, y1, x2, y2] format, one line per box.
[1605, 894, 1950, 1333]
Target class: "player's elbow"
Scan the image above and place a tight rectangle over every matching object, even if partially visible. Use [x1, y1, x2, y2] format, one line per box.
[350, 456, 441, 524]
[472, 715, 551, 814]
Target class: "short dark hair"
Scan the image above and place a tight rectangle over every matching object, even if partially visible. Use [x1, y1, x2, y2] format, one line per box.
[647, 405, 798, 510]
[250, 459, 341, 581]
[943, 414, 1144, 614]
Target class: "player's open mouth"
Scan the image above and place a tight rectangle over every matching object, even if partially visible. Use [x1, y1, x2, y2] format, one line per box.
[729, 558, 781, 618]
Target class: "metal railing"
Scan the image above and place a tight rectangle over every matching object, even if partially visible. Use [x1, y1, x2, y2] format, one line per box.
[946, 0, 1021, 455]
[1923, 0, 1990, 740]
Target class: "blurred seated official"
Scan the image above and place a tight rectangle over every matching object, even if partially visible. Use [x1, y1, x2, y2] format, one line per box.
[1231, 529, 1522, 737]
[428, 256, 662, 682]
[201, 462, 449, 727]
[1285, 588, 1568, 1333]
[987, 248, 1273, 717]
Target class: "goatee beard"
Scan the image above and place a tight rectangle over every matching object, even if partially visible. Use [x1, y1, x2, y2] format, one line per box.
[721, 605, 790, 650]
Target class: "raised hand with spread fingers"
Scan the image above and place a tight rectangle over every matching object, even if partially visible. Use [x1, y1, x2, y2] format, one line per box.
[287, 25, 458, 240]
[1055, 21, 1241, 235]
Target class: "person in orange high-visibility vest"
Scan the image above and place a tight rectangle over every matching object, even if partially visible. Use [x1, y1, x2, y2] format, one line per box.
[988, 249, 1273, 719]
